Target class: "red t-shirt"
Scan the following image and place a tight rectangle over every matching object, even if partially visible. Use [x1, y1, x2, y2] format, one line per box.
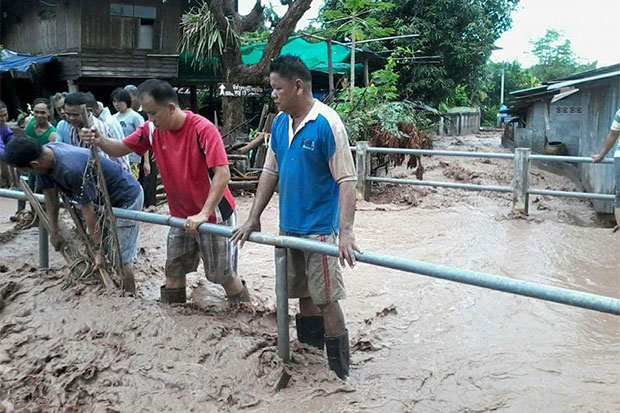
[123, 111, 235, 222]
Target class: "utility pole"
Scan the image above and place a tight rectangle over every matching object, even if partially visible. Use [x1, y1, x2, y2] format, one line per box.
[500, 68, 505, 105]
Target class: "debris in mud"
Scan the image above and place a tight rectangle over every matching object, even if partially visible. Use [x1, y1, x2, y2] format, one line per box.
[352, 339, 381, 352]
[441, 163, 479, 182]
[376, 305, 398, 318]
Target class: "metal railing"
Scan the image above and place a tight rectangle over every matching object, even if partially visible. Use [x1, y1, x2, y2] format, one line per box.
[1, 188, 618, 363]
[354, 142, 615, 214]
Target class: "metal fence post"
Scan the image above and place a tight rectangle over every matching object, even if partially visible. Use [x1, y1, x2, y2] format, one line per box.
[356, 141, 370, 201]
[274, 246, 290, 362]
[39, 220, 49, 269]
[513, 147, 531, 214]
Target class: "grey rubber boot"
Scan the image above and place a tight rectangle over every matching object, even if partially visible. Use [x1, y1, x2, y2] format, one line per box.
[325, 329, 350, 380]
[227, 280, 251, 303]
[295, 314, 325, 350]
[160, 285, 186, 304]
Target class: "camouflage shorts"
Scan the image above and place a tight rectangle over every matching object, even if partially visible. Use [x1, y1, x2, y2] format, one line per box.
[165, 214, 238, 285]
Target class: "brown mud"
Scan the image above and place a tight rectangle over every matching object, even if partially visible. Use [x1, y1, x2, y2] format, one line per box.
[0, 132, 619, 412]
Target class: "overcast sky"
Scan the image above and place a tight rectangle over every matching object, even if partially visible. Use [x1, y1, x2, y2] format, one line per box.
[239, 0, 619, 68]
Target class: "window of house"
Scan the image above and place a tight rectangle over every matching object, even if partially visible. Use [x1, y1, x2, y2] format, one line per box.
[111, 4, 156, 19]
[138, 18, 155, 50]
[110, 4, 157, 50]
[134, 6, 156, 19]
[110, 4, 134, 17]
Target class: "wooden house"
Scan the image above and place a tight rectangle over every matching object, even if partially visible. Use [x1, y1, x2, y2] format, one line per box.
[0, 0, 190, 91]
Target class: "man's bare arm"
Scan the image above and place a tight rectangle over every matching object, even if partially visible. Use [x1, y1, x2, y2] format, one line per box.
[337, 180, 360, 267]
[79, 127, 133, 157]
[230, 172, 279, 248]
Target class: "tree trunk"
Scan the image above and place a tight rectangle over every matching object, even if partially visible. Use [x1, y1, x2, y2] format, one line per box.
[221, 95, 245, 145]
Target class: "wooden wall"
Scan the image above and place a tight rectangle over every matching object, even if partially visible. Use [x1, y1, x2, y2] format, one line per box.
[77, 50, 178, 79]
[81, 0, 182, 52]
[1, 0, 81, 54]
[2, 0, 182, 53]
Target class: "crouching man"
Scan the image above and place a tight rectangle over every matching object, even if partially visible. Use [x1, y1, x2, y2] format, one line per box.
[231, 56, 359, 379]
[4, 137, 143, 292]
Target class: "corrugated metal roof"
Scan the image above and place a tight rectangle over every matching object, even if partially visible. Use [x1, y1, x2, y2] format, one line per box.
[547, 70, 620, 90]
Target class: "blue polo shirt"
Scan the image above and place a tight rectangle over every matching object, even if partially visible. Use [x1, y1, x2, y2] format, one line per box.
[265, 100, 356, 235]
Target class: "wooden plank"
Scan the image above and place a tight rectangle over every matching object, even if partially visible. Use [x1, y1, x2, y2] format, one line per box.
[61, 193, 117, 289]
[19, 180, 89, 278]
[80, 105, 125, 283]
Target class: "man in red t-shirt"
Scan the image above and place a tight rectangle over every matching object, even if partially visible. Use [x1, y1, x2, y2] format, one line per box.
[80, 79, 250, 304]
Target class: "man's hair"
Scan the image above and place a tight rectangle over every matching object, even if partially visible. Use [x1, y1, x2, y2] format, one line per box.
[83, 92, 98, 110]
[51, 92, 67, 105]
[111, 88, 132, 107]
[124, 84, 138, 96]
[64, 92, 87, 107]
[4, 137, 43, 168]
[32, 98, 52, 112]
[0, 100, 7, 110]
[269, 55, 312, 83]
[138, 79, 178, 106]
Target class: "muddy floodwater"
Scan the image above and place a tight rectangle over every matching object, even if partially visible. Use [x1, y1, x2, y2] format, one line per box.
[0, 132, 618, 412]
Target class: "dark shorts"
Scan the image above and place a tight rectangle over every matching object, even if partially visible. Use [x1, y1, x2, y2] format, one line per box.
[281, 231, 346, 306]
[165, 214, 238, 284]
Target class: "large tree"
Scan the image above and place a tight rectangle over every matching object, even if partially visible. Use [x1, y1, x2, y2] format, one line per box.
[179, 0, 314, 141]
[321, 0, 519, 107]
[529, 29, 595, 83]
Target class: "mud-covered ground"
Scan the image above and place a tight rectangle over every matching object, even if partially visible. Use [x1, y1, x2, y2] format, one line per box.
[1, 132, 619, 412]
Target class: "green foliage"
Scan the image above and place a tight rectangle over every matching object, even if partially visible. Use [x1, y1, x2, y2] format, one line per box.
[178, 2, 238, 70]
[319, 0, 396, 41]
[529, 29, 596, 82]
[321, 0, 520, 107]
[478, 60, 534, 125]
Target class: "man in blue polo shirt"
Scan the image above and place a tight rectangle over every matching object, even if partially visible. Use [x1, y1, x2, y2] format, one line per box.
[232, 55, 359, 380]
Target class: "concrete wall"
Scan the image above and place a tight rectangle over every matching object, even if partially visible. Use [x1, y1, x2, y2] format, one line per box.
[525, 102, 547, 153]
[578, 80, 620, 213]
[441, 108, 480, 136]
[549, 93, 583, 155]
[508, 78, 619, 213]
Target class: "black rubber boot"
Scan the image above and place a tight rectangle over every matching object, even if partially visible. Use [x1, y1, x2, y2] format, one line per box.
[296, 314, 325, 350]
[325, 330, 350, 380]
[160, 285, 186, 304]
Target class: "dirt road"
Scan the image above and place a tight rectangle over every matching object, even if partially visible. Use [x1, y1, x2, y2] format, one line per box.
[1, 132, 618, 412]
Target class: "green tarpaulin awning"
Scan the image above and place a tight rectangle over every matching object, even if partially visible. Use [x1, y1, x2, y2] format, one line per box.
[179, 36, 363, 85]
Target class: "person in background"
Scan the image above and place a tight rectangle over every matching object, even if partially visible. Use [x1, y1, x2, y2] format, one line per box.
[0, 100, 15, 188]
[14, 98, 57, 218]
[112, 88, 147, 180]
[83, 92, 130, 172]
[51, 92, 71, 144]
[62, 92, 128, 171]
[124, 84, 146, 120]
[125, 84, 158, 208]
[592, 108, 620, 232]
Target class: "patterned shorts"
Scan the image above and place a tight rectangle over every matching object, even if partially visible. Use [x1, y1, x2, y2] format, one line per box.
[165, 214, 238, 285]
[281, 231, 346, 306]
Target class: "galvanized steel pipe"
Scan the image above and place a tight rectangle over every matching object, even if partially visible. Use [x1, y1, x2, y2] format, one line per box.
[367, 177, 513, 193]
[1, 188, 618, 316]
[530, 154, 614, 164]
[529, 188, 615, 200]
[366, 147, 516, 159]
[274, 247, 290, 362]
